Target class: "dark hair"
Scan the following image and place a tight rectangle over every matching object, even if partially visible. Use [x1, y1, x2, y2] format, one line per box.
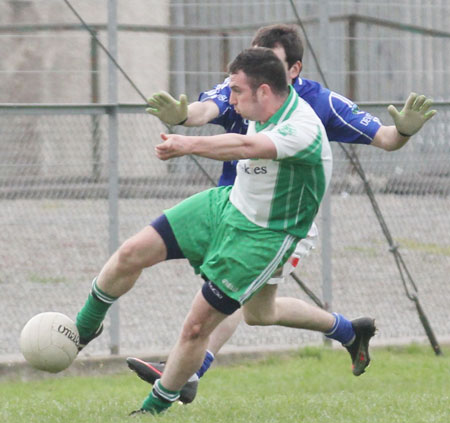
[228, 48, 289, 96]
[251, 24, 303, 68]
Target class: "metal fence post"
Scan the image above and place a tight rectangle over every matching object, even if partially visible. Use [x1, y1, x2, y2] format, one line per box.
[107, 0, 120, 355]
[168, 3, 187, 173]
[90, 31, 101, 182]
[319, 0, 333, 346]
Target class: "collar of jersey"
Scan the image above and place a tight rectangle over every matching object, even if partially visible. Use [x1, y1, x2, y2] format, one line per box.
[255, 85, 298, 132]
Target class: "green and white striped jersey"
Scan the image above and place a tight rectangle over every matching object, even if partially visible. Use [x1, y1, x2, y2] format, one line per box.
[229, 86, 332, 239]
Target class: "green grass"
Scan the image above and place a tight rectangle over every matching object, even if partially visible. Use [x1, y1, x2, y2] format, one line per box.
[1, 346, 448, 423]
[28, 274, 68, 284]
[396, 238, 450, 256]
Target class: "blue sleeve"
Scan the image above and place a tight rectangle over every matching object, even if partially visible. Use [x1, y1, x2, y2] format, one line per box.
[198, 78, 245, 187]
[198, 77, 232, 116]
[324, 92, 382, 145]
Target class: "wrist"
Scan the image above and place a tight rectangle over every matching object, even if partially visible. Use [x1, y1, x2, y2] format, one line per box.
[397, 129, 412, 137]
[176, 117, 188, 126]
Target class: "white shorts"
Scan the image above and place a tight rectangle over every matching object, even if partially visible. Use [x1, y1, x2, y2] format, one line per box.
[266, 222, 318, 285]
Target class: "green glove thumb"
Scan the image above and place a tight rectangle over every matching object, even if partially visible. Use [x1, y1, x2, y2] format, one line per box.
[387, 104, 400, 121]
[179, 94, 188, 110]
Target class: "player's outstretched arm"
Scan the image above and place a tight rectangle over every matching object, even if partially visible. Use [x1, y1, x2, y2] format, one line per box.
[372, 92, 437, 151]
[146, 91, 219, 127]
[184, 100, 221, 126]
[155, 132, 276, 161]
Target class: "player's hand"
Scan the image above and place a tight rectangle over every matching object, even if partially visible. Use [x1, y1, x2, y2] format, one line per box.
[155, 133, 191, 160]
[387, 92, 437, 137]
[146, 91, 188, 126]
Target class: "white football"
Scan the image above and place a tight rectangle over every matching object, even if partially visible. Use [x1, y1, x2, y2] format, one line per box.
[20, 312, 79, 373]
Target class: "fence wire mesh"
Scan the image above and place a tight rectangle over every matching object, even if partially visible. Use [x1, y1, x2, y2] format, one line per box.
[1, 104, 449, 358]
[0, 0, 449, 359]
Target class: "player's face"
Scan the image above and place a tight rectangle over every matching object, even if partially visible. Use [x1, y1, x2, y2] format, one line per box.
[229, 71, 263, 121]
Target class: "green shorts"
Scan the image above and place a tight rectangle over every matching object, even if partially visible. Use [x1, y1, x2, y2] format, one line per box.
[165, 186, 298, 304]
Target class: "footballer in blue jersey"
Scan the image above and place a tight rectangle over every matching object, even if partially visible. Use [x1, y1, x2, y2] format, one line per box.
[199, 75, 382, 186]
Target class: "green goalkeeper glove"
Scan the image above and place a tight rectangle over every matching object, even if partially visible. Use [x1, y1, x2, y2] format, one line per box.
[146, 91, 188, 126]
[387, 92, 437, 137]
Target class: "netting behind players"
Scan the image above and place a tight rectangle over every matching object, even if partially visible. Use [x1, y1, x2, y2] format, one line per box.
[0, 0, 449, 359]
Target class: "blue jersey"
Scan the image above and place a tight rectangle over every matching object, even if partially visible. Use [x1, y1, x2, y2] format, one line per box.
[199, 77, 382, 186]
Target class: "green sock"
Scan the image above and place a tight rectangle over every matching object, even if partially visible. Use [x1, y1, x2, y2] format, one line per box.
[76, 278, 117, 339]
[141, 380, 180, 414]
[141, 392, 172, 415]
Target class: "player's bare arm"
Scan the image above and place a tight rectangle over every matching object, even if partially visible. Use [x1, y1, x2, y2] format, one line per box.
[184, 100, 220, 126]
[371, 92, 436, 151]
[371, 125, 410, 151]
[155, 132, 277, 161]
[146, 91, 220, 127]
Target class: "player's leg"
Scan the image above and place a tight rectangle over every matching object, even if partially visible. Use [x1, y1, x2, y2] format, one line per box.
[194, 225, 319, 373]
[243, 284, 376, 375]
[243, 283, 334, 330]
[241, 226, 324, 328]
[76, 225, 167, 350]
[207, 308, 243, 355]
[77, 187, 226, 353]
[97, 225, 167, 296]
[137, 215, 296, 414]
[179, 307, 241, 379]
[137, 283, 240, 415]
[127, 228, 311, 386]
[188, 308, 244, 378]
[161, 291, 228, 389]
[126, 307, 242, 404]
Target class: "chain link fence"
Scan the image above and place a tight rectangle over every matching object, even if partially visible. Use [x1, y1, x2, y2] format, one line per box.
[1, 102, 449, 359]
[1, 0, 449, 360]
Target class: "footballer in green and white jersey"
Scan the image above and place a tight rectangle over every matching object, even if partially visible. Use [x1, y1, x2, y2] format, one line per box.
[230, 85, 332, 239]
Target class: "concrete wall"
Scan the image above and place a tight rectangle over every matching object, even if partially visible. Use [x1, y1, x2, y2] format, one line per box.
[0, 0, 169, 103]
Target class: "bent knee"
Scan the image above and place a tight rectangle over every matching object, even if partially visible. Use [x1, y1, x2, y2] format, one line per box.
[243, 309, 274, 326]
[180, 322, 207, 343]
[115, 227, 166, 272]
[116, 239, 149, 272]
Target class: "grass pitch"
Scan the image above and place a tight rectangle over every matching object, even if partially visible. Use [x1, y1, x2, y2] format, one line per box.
[1, 345, 448, 423]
